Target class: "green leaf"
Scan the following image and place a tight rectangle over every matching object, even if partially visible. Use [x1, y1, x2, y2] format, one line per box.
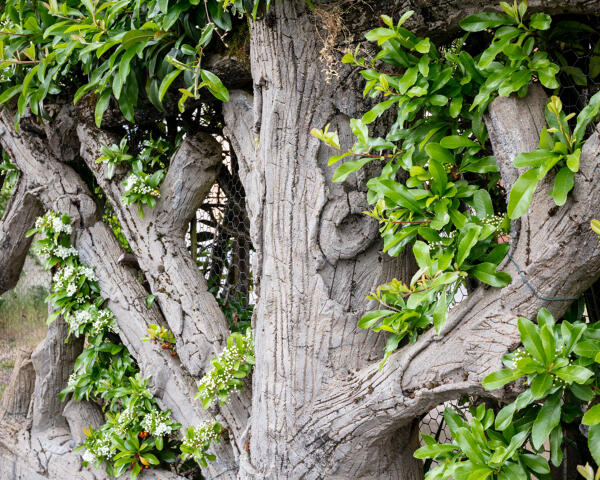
[518, 317, 546, 364]
[0, 85, 23, 105]
[573, 90, 600, 145]
[201, 70, 229, 102]
[552, 166, 574, 206]
[513, 150, 560, 168]
[95, 90, 112, 128]
[396, 66, 418, 94]
[471, 263, 512, 288]
[531, 391, 561, 450]
[332, 158, 371, 182]
[553, 365, 593, 384]
[529, 13, 551, 30]
[582, 404, 600, 426]
[495, 402, 516, 430]
[472, 190, 494, 218]
[530, 373, 553, 399]
[589, 424, 600, 466]
[440, 135, 479, 149]
[362, 97, 399, 124]
[460, 12, 515, 31]
[428, 160, 447, 195]
[414, 442, 457, 459]
[456, 224, 481, 267]
[507, 168, 541, 219]
[122, 29, 155, 49]
[566, 148, 581, 172]
[145, 294, 155, 308]
[357, 310, 394, 329]
[467, 467, 493, 480]
[482, 368, 522, 390]
[432, 290, 448, 334]
[158, 69, 182, 102]
[520, 453, 550, 474]
[454, 427, 485, 464]
[425, 143, 454, 164]
[549, 426, 563, 467]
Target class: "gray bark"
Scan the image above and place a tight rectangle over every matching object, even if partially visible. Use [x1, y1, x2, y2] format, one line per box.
[0, 108, 240, 479]
[0, 348, 35, 420]
[0, 177, 43, 295]
[1, 0, 600, 479]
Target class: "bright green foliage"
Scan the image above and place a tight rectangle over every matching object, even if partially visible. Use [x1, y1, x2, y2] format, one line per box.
[459, 2, 559, 109]
[195, 329, 254, 408]
[415, 404, 550, 480]
[314, 5, 560, 357]
[593, 219, 600, 237]
[142, 323, 177, 354]
[0, 151, 18, 185]
[507, 94, 600, 218]
[97, 135, 174, 217]
[28, 211, 181, 479]
[416, 308, 600, 477]
[313, 2, 600, 362]
[0, 152, 18, 217]
[180, 421, 222, 467]
[0, 0, 253, 127]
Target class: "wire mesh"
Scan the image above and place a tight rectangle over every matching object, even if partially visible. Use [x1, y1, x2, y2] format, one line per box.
[189, 140, 253, 332]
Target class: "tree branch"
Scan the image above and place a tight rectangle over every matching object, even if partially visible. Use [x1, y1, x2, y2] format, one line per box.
[157, 132, 222, 235]
[0, 176, 43, 294]
[76, 123, 252, 444]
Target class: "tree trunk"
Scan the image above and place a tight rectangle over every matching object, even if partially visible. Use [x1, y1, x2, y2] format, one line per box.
[225, 2, 423, 477]
[0, 348, 35, 420]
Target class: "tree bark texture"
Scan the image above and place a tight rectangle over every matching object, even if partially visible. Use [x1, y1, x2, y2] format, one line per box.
[0, 0, 599, 479]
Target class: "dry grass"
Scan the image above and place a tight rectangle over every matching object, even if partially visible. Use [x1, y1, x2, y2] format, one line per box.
[0, 286, 48, 401]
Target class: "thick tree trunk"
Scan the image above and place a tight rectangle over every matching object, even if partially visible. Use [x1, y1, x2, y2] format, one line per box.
[225, 2, 423, 478]
[0, 177, 43, 295]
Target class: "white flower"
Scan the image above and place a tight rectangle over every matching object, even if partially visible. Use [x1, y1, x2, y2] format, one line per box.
[66, 283, 77, 297]
[141, 410, 174, 436]
[81, 450, 95, 464]
[54, 245, 79, 259]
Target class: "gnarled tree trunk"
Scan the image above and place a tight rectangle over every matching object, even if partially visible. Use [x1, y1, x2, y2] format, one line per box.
[0, 0, 600, 479]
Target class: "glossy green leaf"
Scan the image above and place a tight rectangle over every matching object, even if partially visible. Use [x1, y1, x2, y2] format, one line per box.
[460, 12, 515, 31]
[507, 168, 541, 219]
[552, 166, 574, 206]
[531, 391, 561, 450]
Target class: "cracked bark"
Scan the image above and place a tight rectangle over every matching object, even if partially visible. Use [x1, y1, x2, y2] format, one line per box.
[1, 0, 600, 479]
[221, 2, 600, 477]
[0, 176, 43, 295]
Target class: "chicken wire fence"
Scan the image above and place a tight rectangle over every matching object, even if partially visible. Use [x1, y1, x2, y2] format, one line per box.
[189, 142, 253, 332]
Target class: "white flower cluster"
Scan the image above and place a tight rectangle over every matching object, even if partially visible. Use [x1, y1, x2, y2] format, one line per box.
[115, 406, 137, 434]
[197, 342, 244, 399]
[35, 211, 72, 235]
[65, 305, 118, 336]
[67, 371, 81, 389]
[141, 410, 174, 437]
[182, 422, 220, 451]
[93, 308, 119, 335]
[124, 174, 161, 197]
[83, 433, 114, 463]
[481, 214, 505, 229]
[53, 264, 97, 299]
[54, 245, 79, 259]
